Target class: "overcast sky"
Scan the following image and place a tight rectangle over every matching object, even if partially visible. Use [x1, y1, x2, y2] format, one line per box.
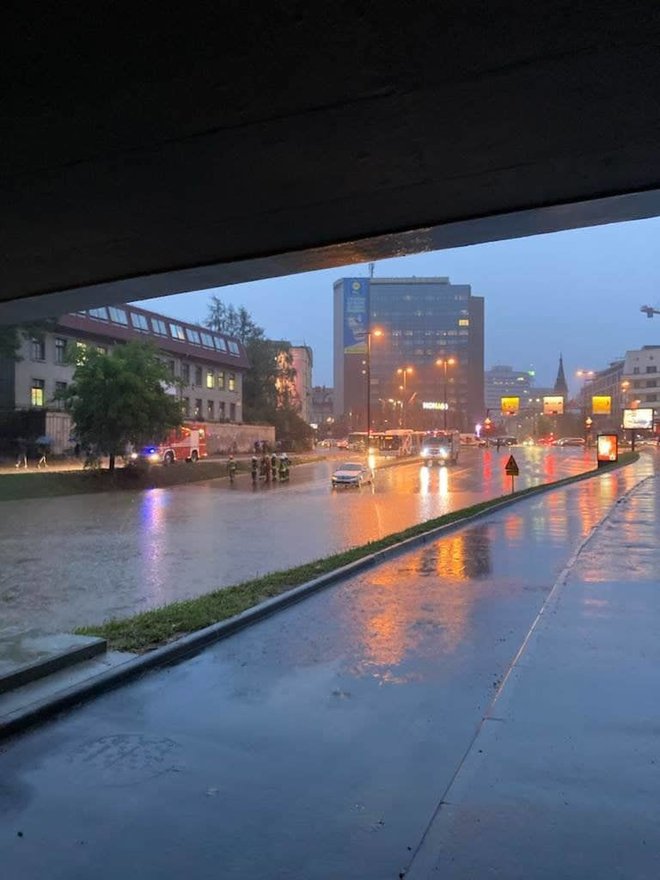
[138, 216, 660, 395]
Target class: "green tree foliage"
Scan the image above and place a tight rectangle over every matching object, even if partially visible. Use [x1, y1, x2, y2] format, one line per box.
[205, 298, 311, 448]
[0, 319, 57, 361]
[61, 342, 183, 471]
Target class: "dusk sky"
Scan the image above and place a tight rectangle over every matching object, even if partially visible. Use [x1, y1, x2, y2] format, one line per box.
[138, 216, 660, 396]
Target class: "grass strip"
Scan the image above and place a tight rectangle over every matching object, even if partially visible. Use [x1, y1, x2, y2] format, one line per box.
[77, 453, 638, 652]
[0, 455, 322, 502]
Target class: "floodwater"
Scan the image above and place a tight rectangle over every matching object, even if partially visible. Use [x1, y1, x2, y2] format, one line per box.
[0, 447, 602, 636]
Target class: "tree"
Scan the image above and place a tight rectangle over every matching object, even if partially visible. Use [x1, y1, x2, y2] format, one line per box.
[62, 342, 183, 471]
[206, 296, 264, 343]
[0, 319, 57, 361]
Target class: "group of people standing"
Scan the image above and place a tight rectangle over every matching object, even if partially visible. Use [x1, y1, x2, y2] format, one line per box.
[251, 452, 290, 485]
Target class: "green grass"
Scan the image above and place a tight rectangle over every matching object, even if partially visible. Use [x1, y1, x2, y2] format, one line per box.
[76, 453, 637, 652]
[0, 456, 321, 502]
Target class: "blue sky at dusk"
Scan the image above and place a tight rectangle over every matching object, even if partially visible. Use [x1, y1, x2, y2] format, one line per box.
[139, 216, 660, 395]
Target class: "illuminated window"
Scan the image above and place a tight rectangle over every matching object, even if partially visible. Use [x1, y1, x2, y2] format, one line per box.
[458, 319, 469, 326]
[31, 379, 45, 407]
[228, 372, 236, 392]
[206, 371, 215, 389]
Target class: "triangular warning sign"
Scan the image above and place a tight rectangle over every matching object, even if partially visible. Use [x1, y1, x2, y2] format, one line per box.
[504, 454, 519, 476]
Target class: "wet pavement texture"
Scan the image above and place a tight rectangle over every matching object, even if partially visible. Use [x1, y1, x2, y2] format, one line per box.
[0, 455, 653, 880]
[0, 447, 594, 637]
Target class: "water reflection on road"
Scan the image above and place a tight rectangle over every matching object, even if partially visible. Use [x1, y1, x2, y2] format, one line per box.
[0, 447, 612, 636]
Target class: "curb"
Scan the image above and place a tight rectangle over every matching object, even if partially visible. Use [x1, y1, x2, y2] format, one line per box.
[0, 456, 640, 741]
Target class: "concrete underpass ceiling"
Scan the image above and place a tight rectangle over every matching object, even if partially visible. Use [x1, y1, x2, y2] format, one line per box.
[1, 1, 660, 322]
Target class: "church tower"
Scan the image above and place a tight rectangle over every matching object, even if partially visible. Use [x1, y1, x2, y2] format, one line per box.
[553, 353, 569, 398]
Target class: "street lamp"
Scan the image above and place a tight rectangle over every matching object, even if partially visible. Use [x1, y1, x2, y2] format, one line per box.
[365, 328, 383, 448]
[435, 356, 456, 429]
[396, 366, 413, 427]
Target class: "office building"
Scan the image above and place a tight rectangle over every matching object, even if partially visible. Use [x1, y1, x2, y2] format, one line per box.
[0, 303, 249, 452]
[333, 276, 484, 431]
[484, 365, 536, 413]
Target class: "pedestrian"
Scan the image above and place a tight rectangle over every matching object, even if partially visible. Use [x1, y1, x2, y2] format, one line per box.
[263, 454, 271, 484]
[251, 455, 259, 485]
[270, 452, 278, 482]
[15, 437, 27, 469]
[496, 437, 501, 452]
[227, 454, 237, 484]
[74, 442, 81, 459]
[37, 447, 48, 468]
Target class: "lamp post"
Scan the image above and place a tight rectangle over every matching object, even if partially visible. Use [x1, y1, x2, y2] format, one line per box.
[396, 366, 413, 427]
[365, 328, 383, 448]
[435, 357, 456, 429]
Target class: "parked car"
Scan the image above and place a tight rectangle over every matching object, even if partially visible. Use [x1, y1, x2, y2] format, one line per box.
[331, 462, 372, 488]
[336, 438, 349, 449]
[552, 437, 586, 447]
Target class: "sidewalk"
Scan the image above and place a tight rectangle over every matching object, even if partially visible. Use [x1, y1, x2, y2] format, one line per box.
[407, 469, 660, 879]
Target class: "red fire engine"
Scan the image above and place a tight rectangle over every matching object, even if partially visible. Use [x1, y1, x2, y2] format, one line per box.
[139, 423, 208, 465]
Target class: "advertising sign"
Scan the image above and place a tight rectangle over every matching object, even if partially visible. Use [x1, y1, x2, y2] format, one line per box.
[422, 401, 448, 410]
[592, 395, 612, 415]
[597, 433, 618, 464]
[623, 407, 654, 430]
[343, 278, 369, 354]
[500, 396, 520, 416]
[543, 395, 564, 416]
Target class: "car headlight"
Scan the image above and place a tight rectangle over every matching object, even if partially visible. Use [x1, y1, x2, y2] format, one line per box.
[130, 452, 138, 460]
[149, 453, 160, 462]
[421, 449, 429, 457]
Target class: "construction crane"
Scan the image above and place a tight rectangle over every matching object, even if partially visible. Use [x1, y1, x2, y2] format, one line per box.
[641, 305, 660, 318]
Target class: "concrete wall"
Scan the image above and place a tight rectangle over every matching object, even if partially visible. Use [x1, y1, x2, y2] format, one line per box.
[204, 423, 275, 455]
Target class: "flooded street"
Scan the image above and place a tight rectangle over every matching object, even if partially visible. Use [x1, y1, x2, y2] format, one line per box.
[0, 456, 654, 880]
[0, 447, 605, 636]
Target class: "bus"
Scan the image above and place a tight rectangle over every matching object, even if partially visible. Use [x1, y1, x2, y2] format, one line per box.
[346, 429, 426, 456]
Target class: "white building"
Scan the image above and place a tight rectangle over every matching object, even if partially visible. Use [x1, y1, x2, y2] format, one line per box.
[622, 345, 660, 417]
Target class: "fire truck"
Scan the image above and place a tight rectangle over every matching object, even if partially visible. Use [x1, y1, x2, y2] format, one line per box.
[138, 423, 208, 465]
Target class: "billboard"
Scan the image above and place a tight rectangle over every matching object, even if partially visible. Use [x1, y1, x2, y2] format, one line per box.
[592, 395, 611, 415]
[623, 407, 654, 430]
[543, 395, 564, 415]
[500, 396, 519, 415]
[422, 401, 448, 410]
[597, 433, 618, 463]
[343, 278, 369, 354]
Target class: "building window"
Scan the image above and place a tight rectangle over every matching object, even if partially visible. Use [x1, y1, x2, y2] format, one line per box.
[194, 366, 202, 386]
[108, 306, 128, 325]
[54, 380, 68, 408]
[185, 328, 201, 345]
[182, 397, 190, 417]
[646, 366, 657, 373]
[213, 336, 227, 351]
[167, 359, 176, 378]
[230, 402, 236, 421]
[89, 307, 108, 320]
[55, 337, 67, 364]
[194, 398, 203, 419]
[181, 363, 190, 384]
[217, 371, 225, 390]
[228, 341, 240, 355]
[219, 401, 226, 419]
[228, 372, 236, 392]
[131, 312, 149, 331]
[97, 345, 108, 355]
[31, 337, 45, 361]
[206, 371, 215, 389]
[152, 318, 168, 335]
[207, 400, 215, 420]
[633, 367, 640, 374]
[169, 323, 185, 341]
[200, 332, 214, 348]
[31, 379, 45, 407]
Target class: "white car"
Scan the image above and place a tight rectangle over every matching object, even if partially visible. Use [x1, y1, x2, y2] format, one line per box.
[331, 462, 372, 488]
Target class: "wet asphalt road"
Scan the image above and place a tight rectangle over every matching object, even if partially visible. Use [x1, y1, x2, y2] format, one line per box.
[0, 455, 653, 880]
[0, 447, 595, 637]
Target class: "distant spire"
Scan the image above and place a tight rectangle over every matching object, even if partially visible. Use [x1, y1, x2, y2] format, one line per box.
[553, 353, 569, 397]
